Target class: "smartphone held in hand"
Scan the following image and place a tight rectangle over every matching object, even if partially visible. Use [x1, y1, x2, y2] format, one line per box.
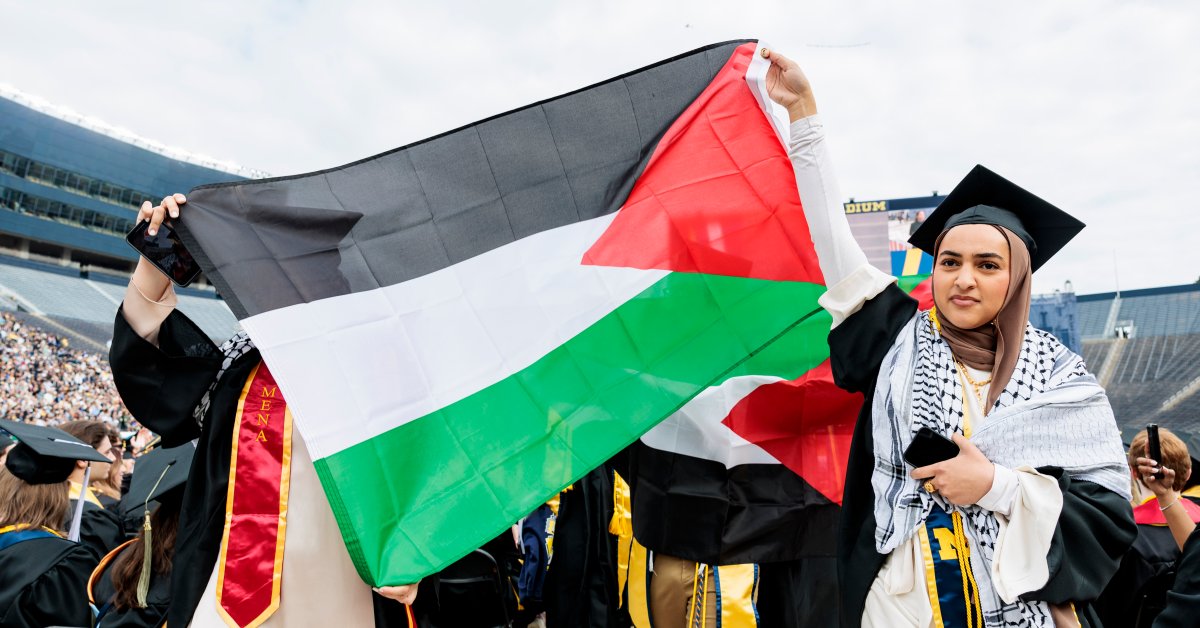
[1147, 424, 1163, 480]
[903, 427, 960, 469]
[125, 219, 202, 287]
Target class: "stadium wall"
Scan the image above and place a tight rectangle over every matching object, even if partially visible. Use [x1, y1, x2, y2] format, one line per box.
[0, 91, 251, 273]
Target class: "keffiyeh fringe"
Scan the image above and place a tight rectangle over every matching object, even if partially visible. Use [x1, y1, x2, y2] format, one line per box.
[192, 330, 256, 425]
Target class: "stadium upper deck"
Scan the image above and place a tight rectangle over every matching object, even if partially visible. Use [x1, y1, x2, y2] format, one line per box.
[0, 253, 238, 343]
[0, 85, 260, 274]
[1079, 283, 1200, 340]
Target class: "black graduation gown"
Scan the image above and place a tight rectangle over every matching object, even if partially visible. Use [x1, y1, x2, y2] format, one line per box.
[396, 532, 523, 628]
[99, 492, 122, 511]
[66, 498, 127, 561]
[0, 534, 98, 628]
[544, 465, 630, 628]
[1156, 525, 1200, 627]
[90, 543, 170, 628]
[109, 306, 254, 627]
[1095, 524, 1178, 627]
[830, 284, 1136, 628]
[615, 441, 839, 624]
[111, 307, 410, 628]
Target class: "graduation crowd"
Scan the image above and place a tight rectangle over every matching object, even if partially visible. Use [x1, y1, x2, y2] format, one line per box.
[0, 311, 133, 428]
[8, 47, 1200, 628]
[6, 326, 1200, 628]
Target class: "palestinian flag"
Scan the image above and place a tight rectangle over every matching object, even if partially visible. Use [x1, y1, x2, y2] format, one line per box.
[629, 275, 932, 564]
[179, 40, 829, 585]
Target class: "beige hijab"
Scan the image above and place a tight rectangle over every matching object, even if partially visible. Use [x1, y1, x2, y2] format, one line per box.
[933, 225, 1032, 411]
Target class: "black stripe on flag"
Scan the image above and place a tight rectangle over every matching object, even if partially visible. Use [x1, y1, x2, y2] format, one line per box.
[178, 40, 752, 319]
[627, 441, 838, 564]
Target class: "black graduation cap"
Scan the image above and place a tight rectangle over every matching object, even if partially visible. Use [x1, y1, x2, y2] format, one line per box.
[908, 165, 1085, 271]
[122, 443, 194, 517]
[0, 419, 111, 485]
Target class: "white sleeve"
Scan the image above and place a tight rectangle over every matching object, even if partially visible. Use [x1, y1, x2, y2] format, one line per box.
[976, 463, 1021, 516]
[990, 466, 1065, 603]
[788, 116, 895, 328]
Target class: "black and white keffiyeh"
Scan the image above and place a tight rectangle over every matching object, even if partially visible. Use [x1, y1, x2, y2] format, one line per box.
[191, 329, 256, 425]
[871, 310, 1129, 627]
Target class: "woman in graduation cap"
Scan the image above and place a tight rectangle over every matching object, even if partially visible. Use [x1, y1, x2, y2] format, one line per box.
[0, 418, 108, 628]
[762, 49, 1135, 627]
[88, 444, 192, 628]
[60, 419, 128, 560]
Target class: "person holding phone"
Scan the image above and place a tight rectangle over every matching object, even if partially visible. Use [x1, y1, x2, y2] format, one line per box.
[763, 49, 1135, 627]
[109, 197, 416, 627]
[1094, 427, 1200, 626]
[1131, 427, 1200, 550]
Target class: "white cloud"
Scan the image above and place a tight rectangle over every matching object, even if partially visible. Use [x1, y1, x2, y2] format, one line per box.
[2, 0, 1197, 293]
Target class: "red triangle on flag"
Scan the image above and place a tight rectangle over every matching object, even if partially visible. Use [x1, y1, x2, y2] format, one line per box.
[582, 43, 824, 286]
[721, 282, 933, 505]
[721, 360, 860, 504]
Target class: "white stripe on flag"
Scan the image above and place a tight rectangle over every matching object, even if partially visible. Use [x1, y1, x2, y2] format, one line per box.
[241, 212, 667, 459]
[639, 375, 783, 468]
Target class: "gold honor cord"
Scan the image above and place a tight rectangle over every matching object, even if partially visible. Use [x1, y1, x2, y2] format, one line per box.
[951, 511, 983, 628]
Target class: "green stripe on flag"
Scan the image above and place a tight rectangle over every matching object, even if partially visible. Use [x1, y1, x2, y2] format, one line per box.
[314, 272, 825, 584]
[727, 275, 929, 381]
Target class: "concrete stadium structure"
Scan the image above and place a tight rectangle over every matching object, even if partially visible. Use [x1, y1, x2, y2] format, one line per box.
[1078, 284, 1200, 452]
[0, 85, 260, 274]
[0, 86, 250, 344]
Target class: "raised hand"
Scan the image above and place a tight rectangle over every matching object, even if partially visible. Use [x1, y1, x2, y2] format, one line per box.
[760, 48, 817, 122]
[136, 193, 187, 237]
[127, 193, 188, 309]
[1136, 456, 1179, 501]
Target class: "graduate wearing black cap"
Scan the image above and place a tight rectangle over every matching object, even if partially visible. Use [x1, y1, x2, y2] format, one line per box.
[88, 443, 193, 628]
[764, 49, 1135, 628]
[58, 420, 129, 564]
[0, 419, 109, 628]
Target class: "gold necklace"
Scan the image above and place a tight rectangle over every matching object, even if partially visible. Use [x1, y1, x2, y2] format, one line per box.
[953, 357, 992, 408]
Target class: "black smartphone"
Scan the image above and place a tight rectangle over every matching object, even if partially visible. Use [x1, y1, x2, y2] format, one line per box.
[903, 427, 961, 469]
[1147, 424, 1163, 480]
[126, 219, 202, 287]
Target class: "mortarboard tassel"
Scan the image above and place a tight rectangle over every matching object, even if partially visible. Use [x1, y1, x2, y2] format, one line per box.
[137, 509, 152, 607]
[137, 465, 171, 608]
[67, 464, 90, 542]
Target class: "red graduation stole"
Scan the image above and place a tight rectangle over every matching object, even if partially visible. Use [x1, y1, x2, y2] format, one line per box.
[216, 362, 293, 627]
[1133, 495, 1200, 525]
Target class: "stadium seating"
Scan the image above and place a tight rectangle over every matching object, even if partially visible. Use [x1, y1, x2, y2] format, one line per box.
[1082, 339, 1114, 372]
[1080, 284, 1200, 339]
[1074, 284, 1200, 451]
[0, 259, 119, 320]
[1078, 299, 1114, 339]
[1089, 332, 1200, 452]
[0, 254, 239, 342]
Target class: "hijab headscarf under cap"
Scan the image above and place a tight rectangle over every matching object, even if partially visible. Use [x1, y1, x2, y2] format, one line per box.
[932, 225, 1032, 413]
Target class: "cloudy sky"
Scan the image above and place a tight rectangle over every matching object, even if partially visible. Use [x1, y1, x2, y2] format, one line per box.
[3, 0, 1197, 294]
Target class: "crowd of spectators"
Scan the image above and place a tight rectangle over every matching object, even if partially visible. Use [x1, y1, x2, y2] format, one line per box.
[0, 311, 133, 428]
